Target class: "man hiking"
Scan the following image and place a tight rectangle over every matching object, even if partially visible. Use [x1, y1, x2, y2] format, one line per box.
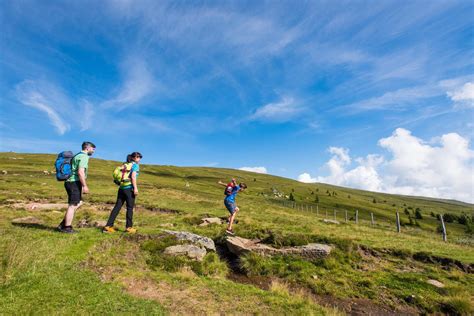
[58, 141, 96, 233]
[218, 179, 247, 235]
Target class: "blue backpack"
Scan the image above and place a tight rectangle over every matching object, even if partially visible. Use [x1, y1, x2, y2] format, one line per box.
[55, 151, 76, 181]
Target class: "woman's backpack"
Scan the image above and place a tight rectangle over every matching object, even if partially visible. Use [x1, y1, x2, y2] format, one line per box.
[113, 163, 133, 185]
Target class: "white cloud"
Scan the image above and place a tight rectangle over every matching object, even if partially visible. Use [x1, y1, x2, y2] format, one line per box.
[15, 80, 70, 135]
[447, 82, 474, 107]
[250, 97, 303, 122]
[297, 172, 317, 183]
[102, 56, 157, 110]
[79, 99, 94, 131]
[299, 128, 474, 203]
[239, 166, 268, 174]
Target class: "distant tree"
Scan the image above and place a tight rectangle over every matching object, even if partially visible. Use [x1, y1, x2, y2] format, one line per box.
[373, 198, 377, 204]
[404, 208, 410, 216]
[253, 178, 256, 182]
[415, 208, 423, 219]
[315, 195, 319, 203]
[392, 204, 396, 207]
[289, 193, 295, 201]
[292, 188, 295, 192]
[407, 206, 413, 210]
[348, 195, 351, 199]
[316, 188, 319, 192]
[326, 189, 330, 194]
[430, 211, 436, 218]
[311, 191, 314, 195]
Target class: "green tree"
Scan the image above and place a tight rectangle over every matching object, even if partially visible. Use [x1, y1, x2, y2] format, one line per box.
[415, 208, 423, 219]
[314, 195, 319, 203]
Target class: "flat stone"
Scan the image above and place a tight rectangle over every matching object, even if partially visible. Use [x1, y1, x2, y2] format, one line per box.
[198, 217, 223, 226]
[164, 244, 207, 261]
[12, 203, 69, 211]
[321, 219, 340, 225]
[92, 220, 107, 228]
[163, 230, 216, 251]
[226, 236, 332, 260]
[427, 279, 445, 288]
[12, 216, 43, 225]
[159, 223, 175, 227]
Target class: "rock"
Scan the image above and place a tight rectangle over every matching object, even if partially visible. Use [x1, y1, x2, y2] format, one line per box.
[12, 203, 69, 211]
[198, 217, 223, 226]
[427, 279, 445, 288]
[1, 170, 7, 175]
[321, 219, 340, 225]
[312, 275, 319, 280]
[159, 223, 175, 228]
[77, 219, 90, 228]
[226, 236, 332, 260]
[12, 216, 43, 225]
[163, 230, 216, 251]
[164, 244, 207, 261]
[92, 220, 107, 228]
[43, 170, 50, 175]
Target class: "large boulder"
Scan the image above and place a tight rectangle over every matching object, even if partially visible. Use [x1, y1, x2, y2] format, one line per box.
[226, 236, 332, 260]
[163, 230, 216, 252]
[164, 244, 207, 261]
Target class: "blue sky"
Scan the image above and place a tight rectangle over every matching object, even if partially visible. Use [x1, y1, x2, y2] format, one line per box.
[1, 1, 473, 201]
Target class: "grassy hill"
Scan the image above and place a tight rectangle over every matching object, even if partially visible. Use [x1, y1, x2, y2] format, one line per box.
[0, 152, 473, 315]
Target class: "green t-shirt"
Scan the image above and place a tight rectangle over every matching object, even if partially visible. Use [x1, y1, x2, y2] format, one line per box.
[67, 152, 90, 182]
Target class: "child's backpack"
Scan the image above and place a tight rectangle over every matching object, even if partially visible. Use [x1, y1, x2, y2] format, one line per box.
[55, 151, 75, 181]
[224, 183, 234, 195]
[113, 163, 133, 186]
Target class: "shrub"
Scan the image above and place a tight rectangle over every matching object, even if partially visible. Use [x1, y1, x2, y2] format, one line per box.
[443, 213, 458, 223]
[441, 297, 473, 315]
[415, 208, 423, 220]
[372, 198, 376, 204]
[288, 193, 295, 201]
[240, 252, 272, 276]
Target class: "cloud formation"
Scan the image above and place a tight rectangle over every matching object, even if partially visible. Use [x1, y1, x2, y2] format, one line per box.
[250, 97, 303, 122]
[239, 166, 268, 174]
[447, 82, 474, 107]
[298, 128, 474, 203]
[15, 80, 70, 135]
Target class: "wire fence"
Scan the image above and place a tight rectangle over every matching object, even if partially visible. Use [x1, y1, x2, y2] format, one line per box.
[268, 198, 452, 242]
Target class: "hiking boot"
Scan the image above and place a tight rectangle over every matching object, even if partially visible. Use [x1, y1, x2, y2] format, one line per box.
[60, 226, 77, 234]
[57, 222, 65, 231]
[226, 229, 235, 236]
[125, 227, 137, 234]
[102, 226, 116, 233]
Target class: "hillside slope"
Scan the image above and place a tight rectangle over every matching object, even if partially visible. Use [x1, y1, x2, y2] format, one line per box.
[0, 152, 473, 315]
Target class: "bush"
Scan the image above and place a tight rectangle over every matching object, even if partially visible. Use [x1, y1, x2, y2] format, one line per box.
[457, 213, 469, 225]
[240, 252, 272, 276]
[415, 208, 423, 220]
[443, 213, 458, 223]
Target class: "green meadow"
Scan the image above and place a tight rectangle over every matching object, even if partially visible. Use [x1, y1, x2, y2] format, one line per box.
[0, 152, 473, 315]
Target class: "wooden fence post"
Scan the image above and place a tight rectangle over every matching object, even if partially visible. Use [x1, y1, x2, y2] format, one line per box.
[396, 211, 401, 233]
[355, 210, 358, 224]
[345, 210, 348, 223]
[440, 214, 447, 242]
[371, 212, 374, 226]
[316, 204, 319, 216]
[334, 209, 337, 221]
[325, 209, 328, 218]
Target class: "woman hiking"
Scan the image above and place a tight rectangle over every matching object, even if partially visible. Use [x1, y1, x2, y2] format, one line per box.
[103, 152, 142, 234]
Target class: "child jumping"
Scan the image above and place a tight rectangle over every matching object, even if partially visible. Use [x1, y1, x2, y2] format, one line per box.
[218, 179, 247, 235]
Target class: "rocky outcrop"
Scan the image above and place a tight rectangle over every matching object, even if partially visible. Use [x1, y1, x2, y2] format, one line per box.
[198, 217, 223, 226]
[226, 236, 332, 260]
[163, 230, 216, 252]
[164, 244, 207, 261]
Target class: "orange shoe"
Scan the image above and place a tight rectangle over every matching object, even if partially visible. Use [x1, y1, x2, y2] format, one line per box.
[125, 227, 137, 234]
[102, 226, 116, 233]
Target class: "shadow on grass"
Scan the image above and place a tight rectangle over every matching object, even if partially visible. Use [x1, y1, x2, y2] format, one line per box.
[12, 222, 57, 231]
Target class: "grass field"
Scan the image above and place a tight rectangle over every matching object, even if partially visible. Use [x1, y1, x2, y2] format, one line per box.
[0, 152, 473, 314]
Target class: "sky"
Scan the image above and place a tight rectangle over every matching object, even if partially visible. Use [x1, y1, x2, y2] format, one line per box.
[1, 0, 473, 202]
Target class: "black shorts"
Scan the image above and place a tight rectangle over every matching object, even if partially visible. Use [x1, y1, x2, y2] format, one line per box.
[64, 181, 82, 205]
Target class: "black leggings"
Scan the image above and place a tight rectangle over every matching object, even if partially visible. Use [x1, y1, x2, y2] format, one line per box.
[106, 188, 135, 228]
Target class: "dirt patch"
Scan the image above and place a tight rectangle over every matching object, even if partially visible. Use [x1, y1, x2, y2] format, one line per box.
[412, 252, 473, 273]
[312, 294, 418, 316]
[147, 207, 182, 214]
